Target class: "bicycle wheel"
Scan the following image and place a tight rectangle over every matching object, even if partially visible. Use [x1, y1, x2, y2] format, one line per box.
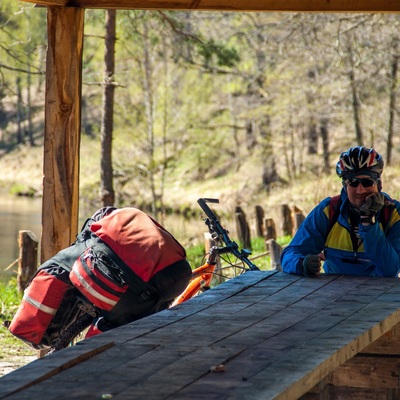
[47, 312, 94, 354]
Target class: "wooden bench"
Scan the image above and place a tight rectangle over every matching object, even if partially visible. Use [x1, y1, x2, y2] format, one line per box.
[2, 271, 400, 399]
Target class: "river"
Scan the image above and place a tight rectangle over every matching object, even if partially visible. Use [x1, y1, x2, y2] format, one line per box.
[0, 194, 42, 277]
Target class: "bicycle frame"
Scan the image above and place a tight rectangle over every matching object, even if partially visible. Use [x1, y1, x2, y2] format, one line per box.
[170, 263, 215, 306]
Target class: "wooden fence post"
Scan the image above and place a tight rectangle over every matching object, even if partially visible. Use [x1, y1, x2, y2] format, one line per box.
[17, 230, 38, 292]
[266, 239, 282, 271]
[292, 206, 306, 235]
[255, 205, 265, 237]
[281, 204, 292, 236]
[235, 206, 251, 250]
[264, 218, 277, 241]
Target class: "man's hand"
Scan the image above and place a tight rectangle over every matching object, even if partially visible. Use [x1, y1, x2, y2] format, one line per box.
[302, 254, 321, 277]
[359, 193, 385, 216]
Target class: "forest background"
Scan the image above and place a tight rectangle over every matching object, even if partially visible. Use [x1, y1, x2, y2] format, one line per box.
[2, 1, 400, 374]
[1, 3, 400, 241]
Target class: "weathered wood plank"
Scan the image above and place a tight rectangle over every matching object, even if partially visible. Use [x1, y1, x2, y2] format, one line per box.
[3, 274, 400, 400]
[362, 322, 400, 355]
[20, 0, 400, 12]
[0, 341, 114, 399]
[330, 354, 400, 389]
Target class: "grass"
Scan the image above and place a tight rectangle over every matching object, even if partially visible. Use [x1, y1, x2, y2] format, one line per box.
[0, 278, 36, 361]
[0, 277, 22, 321]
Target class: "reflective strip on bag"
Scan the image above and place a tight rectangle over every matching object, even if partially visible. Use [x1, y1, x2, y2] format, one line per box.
[22, 293, 58, 316]
[72, 264, 118, 308]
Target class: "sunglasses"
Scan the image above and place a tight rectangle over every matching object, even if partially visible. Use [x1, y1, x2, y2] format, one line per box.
[345, 178, 377, 188]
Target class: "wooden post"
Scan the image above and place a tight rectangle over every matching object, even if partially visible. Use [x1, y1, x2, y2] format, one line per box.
[292, 211, 306, 235]
[17, 230, 38, 292]
[267, 239, 282, 271]
[264, 218, 277, 241]
[281, 204, 292, 237]
[235, 206, 251, 250]
[41, 7, 84, 263]
[254, 205, 264, 237]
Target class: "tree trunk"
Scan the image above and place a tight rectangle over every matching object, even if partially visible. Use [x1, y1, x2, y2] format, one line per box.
[16, 77, 24, 145]
[349, 68, 363, 145]
[387, 54, 398, 166]
[100, 9, 116, 207]
[306, 69, 317, 154]
[259, 116, 279, 188]
[307, 123, 318, 154]
[346, 39, 363, 145]
[26, 65, 35, 146]
[143, 18, 157, 215]
[320, 117, 330, 174]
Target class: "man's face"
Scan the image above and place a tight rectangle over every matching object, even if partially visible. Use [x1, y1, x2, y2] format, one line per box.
[345, 175, 379, 209]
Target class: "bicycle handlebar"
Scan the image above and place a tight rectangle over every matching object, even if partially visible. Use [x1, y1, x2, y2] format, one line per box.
[197, 198, 219, 220]
[197, 198, 259, 271]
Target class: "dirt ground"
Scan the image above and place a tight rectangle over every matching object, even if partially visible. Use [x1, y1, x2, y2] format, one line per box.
[0, 353, 37, 378]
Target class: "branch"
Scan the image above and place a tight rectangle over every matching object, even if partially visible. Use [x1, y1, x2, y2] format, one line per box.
[0, 63, 42, 75]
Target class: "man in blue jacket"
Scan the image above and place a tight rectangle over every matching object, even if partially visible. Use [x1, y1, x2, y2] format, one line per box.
[281, 146, 400, 277]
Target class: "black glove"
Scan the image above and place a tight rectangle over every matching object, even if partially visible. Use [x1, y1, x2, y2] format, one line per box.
[302, 254, 321, 277]
[359, 193, 385, 224]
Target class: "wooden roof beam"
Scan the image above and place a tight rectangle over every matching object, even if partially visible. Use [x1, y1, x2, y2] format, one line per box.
[21, 0, 400, 12]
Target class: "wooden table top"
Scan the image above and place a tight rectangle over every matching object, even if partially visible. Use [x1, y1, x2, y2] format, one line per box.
[2, 271, 400, 400]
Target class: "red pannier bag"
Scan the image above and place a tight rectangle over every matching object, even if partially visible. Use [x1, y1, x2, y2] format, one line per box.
[7, 207, 192, 347]
[7, 268, 71, 348]
[68, 207, 190, 313]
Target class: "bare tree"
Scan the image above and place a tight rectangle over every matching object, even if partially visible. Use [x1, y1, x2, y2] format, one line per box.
[345, 36, 364, 146]
[99, 9, 116, 207]
[386, 46, 399, 165]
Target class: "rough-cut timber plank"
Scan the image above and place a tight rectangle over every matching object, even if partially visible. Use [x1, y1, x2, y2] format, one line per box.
[20, 0, 400, 12]
[327, 386, 400, 400]
[361, 322, 400, 355]
[330, 354, 400, 389]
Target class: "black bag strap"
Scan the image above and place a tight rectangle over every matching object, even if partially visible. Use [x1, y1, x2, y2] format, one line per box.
[84, 235, 149, 297]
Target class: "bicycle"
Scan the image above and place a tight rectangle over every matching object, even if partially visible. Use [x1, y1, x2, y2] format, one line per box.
[171, 198, 259, 306]
[46, 198, 259, 353]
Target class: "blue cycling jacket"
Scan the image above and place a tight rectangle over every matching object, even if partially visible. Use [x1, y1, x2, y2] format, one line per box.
[281, 189, 400, 277]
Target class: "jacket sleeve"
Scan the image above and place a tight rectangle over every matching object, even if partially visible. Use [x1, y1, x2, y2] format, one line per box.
[281, 198, 330, 275]
[358, 203, 400, 277]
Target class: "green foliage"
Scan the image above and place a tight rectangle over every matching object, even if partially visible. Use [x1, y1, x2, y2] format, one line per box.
[185, 242, 206, 269]
[196, 38, 240, 68]
[0, 277, 22, 321]
[0, 277, 35, 360]
[8, 184, 36, 197]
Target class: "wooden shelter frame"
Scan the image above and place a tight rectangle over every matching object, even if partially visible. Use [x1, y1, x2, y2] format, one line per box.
[20, 0, 400, 262]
